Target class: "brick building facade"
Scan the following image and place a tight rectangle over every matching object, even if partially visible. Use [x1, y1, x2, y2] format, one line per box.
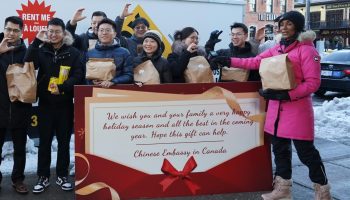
[244, 0, 294, 41]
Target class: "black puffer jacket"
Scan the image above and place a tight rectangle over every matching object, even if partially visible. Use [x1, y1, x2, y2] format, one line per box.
[0, 33, 31, 129]
[25, 32, 83, 107]
[216, 42, 260, 81]
[167, 41, 207, 83]
[133, 48, 172, 83]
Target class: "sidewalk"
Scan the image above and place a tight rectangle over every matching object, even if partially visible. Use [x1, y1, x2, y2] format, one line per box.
[0, 137, 349, 200]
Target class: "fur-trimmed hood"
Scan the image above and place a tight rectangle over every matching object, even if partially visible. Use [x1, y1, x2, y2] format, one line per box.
[297, 30, 316, 42]
[171, 40, 206, 56]
[62, 30, 74, 46]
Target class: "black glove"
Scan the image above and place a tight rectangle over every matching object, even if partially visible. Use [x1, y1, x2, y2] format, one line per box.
[205, 30, 223, 51]
[210, 56, 231, 69]
[258, 89, 290, 100]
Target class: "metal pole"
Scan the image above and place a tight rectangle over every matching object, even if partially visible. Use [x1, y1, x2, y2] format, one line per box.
[305, 0, 311, 30]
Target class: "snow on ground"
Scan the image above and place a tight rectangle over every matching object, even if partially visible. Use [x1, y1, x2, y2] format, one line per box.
[0, 136, 75, 175]
[314, 96, 350, 141]
[1, 97, 349, 174]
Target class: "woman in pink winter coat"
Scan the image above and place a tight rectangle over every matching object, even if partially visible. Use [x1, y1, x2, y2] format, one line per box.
[211, 11, 331, 200]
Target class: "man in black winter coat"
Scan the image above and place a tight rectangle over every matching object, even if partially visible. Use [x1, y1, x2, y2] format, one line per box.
[0, 16, 31, 194]
[206, 23, 260, 81]
[25, 18, 83, 194]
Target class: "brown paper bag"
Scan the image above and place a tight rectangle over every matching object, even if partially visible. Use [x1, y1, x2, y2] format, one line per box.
[86, 58, 116, 81]
[134, 60, 160, 84]
[6, 62, 37, 103]
[221, 67, 250, 82]
[259, 53, 296, 90]
[184, 56, 214, 83]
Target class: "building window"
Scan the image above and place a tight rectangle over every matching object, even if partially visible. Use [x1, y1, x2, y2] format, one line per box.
[310, 11, 321, 29]
[280, 0, 286, 13]
[249, 0, 256, 12]
[326, 9, 343, 29]
[266, 0, 273, 13]
[249, 26, 256, 39]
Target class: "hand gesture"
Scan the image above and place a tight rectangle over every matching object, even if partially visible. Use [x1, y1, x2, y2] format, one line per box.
[49, 83, 60, 95]
[100, 80, 114, 88]
[209, 30, 223, 44]
[71, 8, 86, 25]
[187, 43, 198, 53]
[255, 27, 265, 42]
[210, 56, 231, 68]
[36, 30, 50, 43]
[0, 38, 15, 54]
[120, 4, 133, 19]
[258, 89, 290, 100]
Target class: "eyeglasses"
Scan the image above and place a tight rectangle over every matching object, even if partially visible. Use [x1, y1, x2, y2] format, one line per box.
[4, 27, 21, 34]
[229, 32, 245, 37]
[134, 25, 147, 30]
[98, 28, 113, 33]
[188, 36, 199, 41]
[47, 29, 63, 35]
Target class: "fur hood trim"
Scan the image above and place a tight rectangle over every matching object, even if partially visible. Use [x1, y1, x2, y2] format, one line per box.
[63, 30, 74, 46]
[171, 40, 206, 56]
[298, 30, 316, 42]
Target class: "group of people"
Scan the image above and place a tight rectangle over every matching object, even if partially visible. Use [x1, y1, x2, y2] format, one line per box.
[0, 3, 332, 199]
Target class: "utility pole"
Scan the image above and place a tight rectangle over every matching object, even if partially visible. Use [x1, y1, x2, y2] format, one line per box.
[305, 0, 311, 30]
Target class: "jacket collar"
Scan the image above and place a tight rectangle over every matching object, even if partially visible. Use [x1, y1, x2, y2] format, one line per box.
[95, 38, 121, 50]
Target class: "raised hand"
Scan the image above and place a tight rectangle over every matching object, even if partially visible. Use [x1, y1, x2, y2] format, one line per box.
[70, 8, 87, 25]
[0, 37, 15, 54]
[205, 30, 222, 51]
[209, 30, 223, 44]
[36, 30, 50, 43]
[120, 4, 133, 19]
[255, 27, 265, 42]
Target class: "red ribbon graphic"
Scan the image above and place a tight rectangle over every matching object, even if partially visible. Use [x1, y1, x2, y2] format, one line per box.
[160, 156, 200, 194]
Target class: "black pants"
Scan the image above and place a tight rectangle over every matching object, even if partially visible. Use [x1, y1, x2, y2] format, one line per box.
[271, 136, 328, 185]
[37, 104, 73, 178]
[0, 127, 27, 183]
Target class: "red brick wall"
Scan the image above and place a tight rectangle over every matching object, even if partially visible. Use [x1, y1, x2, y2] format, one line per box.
[244, 0, 294, 38]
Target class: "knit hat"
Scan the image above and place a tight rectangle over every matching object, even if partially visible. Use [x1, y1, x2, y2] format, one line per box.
[143, 30, 162, 47]
[131, 17, 150, 29]
[278, 11, 305, 32]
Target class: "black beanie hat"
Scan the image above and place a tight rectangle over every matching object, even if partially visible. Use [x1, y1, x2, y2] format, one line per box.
[131, 17, 150, 29]
[278, 11, 305, 32]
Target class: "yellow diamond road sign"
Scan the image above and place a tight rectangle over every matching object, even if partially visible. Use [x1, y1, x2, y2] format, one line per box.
[122, 5, 172, 58]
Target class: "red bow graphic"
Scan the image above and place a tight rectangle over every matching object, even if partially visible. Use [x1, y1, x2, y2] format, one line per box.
[160, 156, 200, 194]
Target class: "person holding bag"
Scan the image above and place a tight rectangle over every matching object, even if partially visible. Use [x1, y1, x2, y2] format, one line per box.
[167, 27, 212, 83]
[25, 18, 83, 194]
[133, 30, 172, 84]
[86, 18, 133, 88]
[206, 22, 260, 82]
[0, 16, 31, 194]
[211, 11, 332, 200]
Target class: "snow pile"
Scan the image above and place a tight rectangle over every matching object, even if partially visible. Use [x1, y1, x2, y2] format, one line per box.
[314, 97, 350, 141]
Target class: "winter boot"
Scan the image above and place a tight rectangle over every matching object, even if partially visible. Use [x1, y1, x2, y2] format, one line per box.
[314, 183, 332, 200]
[261, 176, 292, 200]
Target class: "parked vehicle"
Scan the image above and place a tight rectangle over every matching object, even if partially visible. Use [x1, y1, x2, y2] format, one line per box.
[315, 49, 350, 96]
